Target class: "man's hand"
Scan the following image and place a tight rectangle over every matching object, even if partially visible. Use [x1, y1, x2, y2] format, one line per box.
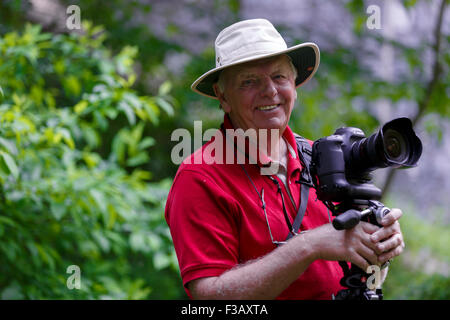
[310, 208, 405, 271]
[370, 208, 405, 265]
[310, 221, 380, 271]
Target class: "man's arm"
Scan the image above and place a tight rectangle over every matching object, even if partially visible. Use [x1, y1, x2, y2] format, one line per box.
[189, 228, 315, 300]
[189, 209, 404, 300]
[189, 221, 380, 299]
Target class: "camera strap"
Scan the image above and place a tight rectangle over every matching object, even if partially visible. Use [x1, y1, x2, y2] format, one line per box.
[285, 134, 314, 241]
[239, 134, 315, 244]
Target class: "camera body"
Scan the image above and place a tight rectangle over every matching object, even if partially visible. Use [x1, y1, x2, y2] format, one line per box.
[311, 127, 381, 202]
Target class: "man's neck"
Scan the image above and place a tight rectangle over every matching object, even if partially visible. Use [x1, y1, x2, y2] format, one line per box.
[266, 134, 287, 163]
[225, 114, 288, 164]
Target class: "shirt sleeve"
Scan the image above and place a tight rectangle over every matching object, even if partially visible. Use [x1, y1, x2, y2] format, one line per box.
[165, 168, 240, 290]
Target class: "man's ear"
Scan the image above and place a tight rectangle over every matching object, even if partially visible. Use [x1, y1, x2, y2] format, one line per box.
[213, 83, 231, 113]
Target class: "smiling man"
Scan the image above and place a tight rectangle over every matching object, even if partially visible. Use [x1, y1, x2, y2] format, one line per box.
[165, 19, 405, 300]
[214, 55, 297, 167]
[216, 55, 297, 132]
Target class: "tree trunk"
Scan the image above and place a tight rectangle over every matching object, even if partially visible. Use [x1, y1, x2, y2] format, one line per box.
[380, 0, 447, 200]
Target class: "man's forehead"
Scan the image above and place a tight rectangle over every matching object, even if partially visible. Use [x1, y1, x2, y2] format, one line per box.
[230, 55, 291, 77]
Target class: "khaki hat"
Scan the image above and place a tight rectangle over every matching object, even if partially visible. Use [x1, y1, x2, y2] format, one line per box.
[191, 19, 320, 99]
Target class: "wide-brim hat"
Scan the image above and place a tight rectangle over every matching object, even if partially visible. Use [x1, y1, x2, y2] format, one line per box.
[191, 19, 320, 99]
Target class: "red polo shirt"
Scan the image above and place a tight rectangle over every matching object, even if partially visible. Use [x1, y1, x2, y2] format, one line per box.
[165, 115, 345, 299]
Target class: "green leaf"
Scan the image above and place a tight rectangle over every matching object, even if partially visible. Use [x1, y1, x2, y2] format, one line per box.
[143, 100, 160, 124]
[106, 205, 118, 229]
[0, 216, 17, 228]
[0, 137, 18, 155]
[93, 110, 108, 130]
[118, 100, 136, 125]
[404, 0, 417, 8]
[36, 244, 55, 269]
[126, 152, 149, 167]
[63, 75, 81, 96]
[130, 232, 147, 252]
[155, 97, 174, 116]
[92, 230, 110, 253]
[90, 189, 107, 213]
[158, 81, 172, 96]
[0, 151, 19, 179]
[153, 252, 170, 270]
[112, 133, 126, 164]
[50, 201, 66, 220]
[57, 128, 75, 149]
[138, 137, 155, 150]
[74, 100, 88, 114]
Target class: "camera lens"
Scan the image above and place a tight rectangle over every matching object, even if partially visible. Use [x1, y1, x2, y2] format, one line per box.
[383, 128, 409, 163]
[343, 117, 422, 175]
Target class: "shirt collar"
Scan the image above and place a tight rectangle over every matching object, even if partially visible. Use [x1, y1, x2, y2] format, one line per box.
[221, 114, 302, 173]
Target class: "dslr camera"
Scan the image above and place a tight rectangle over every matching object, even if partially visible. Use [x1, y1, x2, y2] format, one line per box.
[309, 117, 422, 299]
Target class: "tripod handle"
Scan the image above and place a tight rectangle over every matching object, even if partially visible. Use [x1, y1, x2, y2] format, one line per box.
[374, 206, 391, 225]
[332, 209, 361, 230]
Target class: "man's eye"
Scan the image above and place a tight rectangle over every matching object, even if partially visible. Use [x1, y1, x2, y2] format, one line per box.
[274, 74, 286, 79]
[242, 79, 255, 86]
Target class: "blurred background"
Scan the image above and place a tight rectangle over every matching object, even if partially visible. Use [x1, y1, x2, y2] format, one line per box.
[0, 0, 448, 299]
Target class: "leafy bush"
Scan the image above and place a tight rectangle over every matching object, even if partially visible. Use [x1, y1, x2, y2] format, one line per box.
[384, 259, 450, 300]
[0, 23, 183, 299]
[382, 203, 450, 300]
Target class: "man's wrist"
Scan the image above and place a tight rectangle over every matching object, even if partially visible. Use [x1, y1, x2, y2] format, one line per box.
[291, 229, 318, 265]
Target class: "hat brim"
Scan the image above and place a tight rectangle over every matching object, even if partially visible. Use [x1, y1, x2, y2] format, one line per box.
[191, 42, 320, 99]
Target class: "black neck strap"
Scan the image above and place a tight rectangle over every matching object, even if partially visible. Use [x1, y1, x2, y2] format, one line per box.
[285, 134, 313, 241]
[239, 135, 314, 243]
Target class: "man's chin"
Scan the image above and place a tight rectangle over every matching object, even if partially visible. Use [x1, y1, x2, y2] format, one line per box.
[254, 121, 286, 133]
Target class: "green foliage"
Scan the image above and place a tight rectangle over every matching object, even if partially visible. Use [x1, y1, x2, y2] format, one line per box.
[384, 262, 450, 300]
[382, 198, 450, 300]
[0, 23, 183, 299]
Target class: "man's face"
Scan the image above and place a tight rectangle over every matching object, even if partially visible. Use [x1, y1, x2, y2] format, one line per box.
[214, 55, 297, 134]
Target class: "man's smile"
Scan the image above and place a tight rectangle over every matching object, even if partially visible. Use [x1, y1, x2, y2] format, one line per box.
[256, 104, 281, 111]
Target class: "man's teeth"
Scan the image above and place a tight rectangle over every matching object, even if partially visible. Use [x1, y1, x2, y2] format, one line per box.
[258, 105, 278, 111]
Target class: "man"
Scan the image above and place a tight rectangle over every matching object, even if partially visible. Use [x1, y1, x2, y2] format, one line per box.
[165, 19, 405, 299]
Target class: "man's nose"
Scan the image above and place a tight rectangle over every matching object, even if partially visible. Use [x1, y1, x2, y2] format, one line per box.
[260, 78, 277, 98]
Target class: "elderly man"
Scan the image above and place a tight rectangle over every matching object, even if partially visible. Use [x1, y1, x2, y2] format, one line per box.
[165, 19, 405, 300]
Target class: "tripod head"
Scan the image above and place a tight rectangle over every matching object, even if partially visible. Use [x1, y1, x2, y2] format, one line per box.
[332, 200, 390, 230]
[328, 199, 390, 300]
